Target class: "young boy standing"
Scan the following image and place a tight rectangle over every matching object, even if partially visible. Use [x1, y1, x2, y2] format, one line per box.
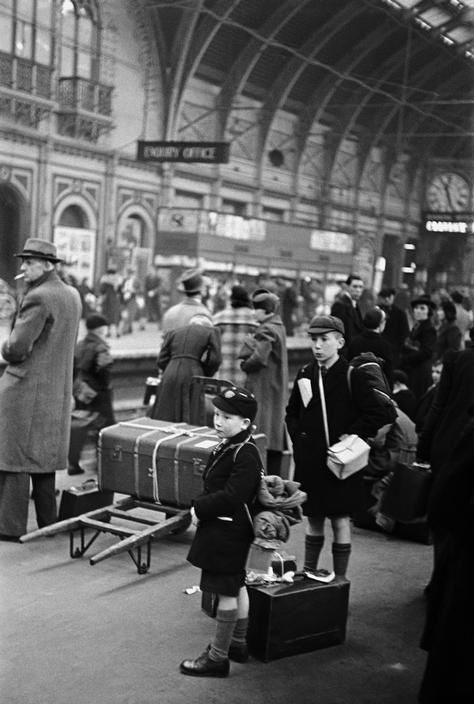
[180, 387, 262, 678]
[285, 315, 395, 579]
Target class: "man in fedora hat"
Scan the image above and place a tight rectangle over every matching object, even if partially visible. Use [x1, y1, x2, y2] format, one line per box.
[161, 268, 212, 333]
[0, 237, 82, 540]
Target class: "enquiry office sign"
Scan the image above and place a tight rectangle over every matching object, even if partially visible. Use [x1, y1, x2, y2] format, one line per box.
[137, 141, 230, 163]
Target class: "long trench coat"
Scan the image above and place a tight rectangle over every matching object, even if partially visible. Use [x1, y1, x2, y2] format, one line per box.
[152, 323, 221, 423]
[285, 357, 395, 516]
[239, 314, 288, 451]
[0, 270, 81, 473]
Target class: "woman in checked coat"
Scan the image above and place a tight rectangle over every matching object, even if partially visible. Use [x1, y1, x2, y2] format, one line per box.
[213, 284, 257, 388]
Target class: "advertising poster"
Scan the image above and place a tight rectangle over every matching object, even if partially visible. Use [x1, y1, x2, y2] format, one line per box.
[54, 227, 96, 287]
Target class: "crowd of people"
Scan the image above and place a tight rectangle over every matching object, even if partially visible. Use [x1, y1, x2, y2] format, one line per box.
[0, 248, 473, 699]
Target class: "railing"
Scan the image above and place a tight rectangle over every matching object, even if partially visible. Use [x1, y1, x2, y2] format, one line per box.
[57, 76, 112, 116]
[0, 52, 52, 98]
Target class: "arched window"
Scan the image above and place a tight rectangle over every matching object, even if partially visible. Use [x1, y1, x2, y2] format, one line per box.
[59, 0, 100, 81]
[0, 0, 54, 66]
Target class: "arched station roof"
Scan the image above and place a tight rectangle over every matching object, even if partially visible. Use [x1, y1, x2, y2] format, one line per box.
[143, 0, 473, 164]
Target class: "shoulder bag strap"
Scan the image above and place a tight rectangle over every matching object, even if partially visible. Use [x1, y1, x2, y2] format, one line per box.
[318, 369, 330, 448]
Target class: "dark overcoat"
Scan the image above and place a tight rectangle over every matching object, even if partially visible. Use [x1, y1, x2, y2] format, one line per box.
[330, 295, 364, 347]
[74, 330, 115, 427]
[187, 430, 263, 574]
[152, 323, 221, 423]
[381, 303, 410, 366]
[418, 420, 474, 703]
[0, 270, 81, 473]
[417, 347, 474, 478]
[286, 357, 395, 516]
[239, 314, 288, 451]
[400, 319, 437, 400]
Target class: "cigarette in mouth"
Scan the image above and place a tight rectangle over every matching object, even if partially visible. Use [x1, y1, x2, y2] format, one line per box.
[14, 273, 25, 280]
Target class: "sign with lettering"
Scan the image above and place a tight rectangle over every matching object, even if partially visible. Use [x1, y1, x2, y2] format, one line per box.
[423, 212, 473, 235]
[137, 141, 230, 163]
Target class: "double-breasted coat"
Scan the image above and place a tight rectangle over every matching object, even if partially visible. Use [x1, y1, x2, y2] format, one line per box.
[239, 314, 288, 451]
[0, 270, 81, 473]
[286, 357, 395, 517]
[152, 323, 221, 423]
[187, 429, 262, 574]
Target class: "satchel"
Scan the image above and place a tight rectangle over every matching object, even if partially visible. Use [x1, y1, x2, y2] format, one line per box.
[380, 461, 432, 523]
[327, 435, 371, 480]
[318, 368, 369, 480]
[73, 378, 98, 405]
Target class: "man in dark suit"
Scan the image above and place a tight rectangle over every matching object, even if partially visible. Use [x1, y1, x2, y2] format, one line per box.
[331, 274, 364, 354]
[378, 287, 410, 367]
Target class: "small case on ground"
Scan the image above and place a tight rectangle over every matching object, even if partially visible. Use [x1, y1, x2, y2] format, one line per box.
[247, 577, 350, 662]
[58, 479, 114, 520]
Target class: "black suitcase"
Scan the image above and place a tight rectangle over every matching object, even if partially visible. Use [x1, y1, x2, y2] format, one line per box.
[58, 479, 114, 520]
[247, 577, 350, 662]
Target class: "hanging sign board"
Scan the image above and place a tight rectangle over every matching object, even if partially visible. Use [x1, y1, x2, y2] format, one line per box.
[137, 141, 230, 163]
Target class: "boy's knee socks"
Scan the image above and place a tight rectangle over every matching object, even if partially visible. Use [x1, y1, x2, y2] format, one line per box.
[231, 617, 248, 648]
[332, 542, 351, 577]
[209, 608, 238, 661]
[304, 534, 324, 572]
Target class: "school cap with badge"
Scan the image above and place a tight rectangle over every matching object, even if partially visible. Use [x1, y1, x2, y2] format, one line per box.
[212, 386, 258, 422]
[308, 315, 345, 336]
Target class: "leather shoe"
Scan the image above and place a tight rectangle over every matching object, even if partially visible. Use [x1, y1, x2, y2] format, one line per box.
[179, 651, 229, 678]
[0, 533, 20, 542]
[228, 643, 249, 663]
[67, 466, 85, 476]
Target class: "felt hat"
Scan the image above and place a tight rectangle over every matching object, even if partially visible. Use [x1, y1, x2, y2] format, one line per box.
[177, 268, 204, 294]
[86, 313, 108, 330]
[230, 285, 250, 307]
[213, 386, 258, 422]
[252, 289, 280, 314]
[15, 238, 63, 263]
[308, 314, 345, 336]
[410, 295, 436, 311]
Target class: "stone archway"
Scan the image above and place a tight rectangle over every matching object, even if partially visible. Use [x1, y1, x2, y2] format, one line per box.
[0, 183, 27, 285]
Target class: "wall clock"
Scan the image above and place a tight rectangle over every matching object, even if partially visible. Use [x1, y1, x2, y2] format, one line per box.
[426, 172, 470, 212]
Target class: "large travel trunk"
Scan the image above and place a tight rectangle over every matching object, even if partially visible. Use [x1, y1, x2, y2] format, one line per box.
[247, 577, 350, 662]
[98, 417, 266, 508]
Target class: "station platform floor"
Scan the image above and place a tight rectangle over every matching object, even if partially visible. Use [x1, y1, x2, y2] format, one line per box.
[0, 457, 432, 704]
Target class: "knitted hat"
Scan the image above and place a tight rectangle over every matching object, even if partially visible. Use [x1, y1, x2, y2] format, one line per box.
[230, 284, 250, 308]
[308, 315, 345, 336]
[86, 313, 108, 330]
[252, 290, 280, 314]
[213, 386, 258, 422]
[15, 238, 63, 263]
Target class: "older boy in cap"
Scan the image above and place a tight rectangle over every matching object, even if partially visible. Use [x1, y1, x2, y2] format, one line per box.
[0, 238, 81, 539]
[161, 268, 212, 333]
[285, 314, 395, 578]
[182, 386, 262, 677]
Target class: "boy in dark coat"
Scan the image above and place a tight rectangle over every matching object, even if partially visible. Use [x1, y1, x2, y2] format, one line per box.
[181, 387, 262, 678]
[286, 315, 396, 578]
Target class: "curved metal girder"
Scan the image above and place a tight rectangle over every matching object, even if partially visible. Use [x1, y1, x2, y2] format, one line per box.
[217, 0, 312, 137]
[293, 19, 400, 188]
[255, 0, 364, 161]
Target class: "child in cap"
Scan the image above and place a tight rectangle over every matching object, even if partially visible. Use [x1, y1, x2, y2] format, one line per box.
[181, 386, 263, 678]
[285, 314, 395, 580]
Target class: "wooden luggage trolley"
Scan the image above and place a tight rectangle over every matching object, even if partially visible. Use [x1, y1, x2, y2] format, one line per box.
[21, 408, 267, 574]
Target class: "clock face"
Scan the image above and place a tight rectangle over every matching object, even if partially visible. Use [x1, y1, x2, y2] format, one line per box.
[426, 173, 470, 212]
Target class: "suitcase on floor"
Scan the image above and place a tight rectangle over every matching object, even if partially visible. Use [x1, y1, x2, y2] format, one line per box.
[247, 577, 350, 662]
[98, 417, 266, 507]
[58, 479, 114, 520]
